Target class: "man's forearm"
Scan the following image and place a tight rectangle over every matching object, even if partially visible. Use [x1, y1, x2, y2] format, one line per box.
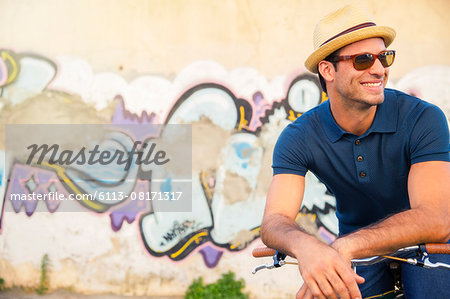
[334, 207, 450, 260]
[261, 213, 321, 258]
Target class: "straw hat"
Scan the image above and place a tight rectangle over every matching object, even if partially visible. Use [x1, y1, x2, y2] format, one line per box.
[304, 4, 396, 73]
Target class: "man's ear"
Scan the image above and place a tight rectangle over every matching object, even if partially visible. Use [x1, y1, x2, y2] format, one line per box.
[318, 61, 335, 82]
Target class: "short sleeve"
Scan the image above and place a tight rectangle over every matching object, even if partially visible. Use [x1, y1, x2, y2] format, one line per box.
[410, 104, 450, 165]
[272, 124, 310, 176]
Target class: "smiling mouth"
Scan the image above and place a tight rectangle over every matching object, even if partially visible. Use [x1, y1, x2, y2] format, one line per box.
[361, 82, 382, 87]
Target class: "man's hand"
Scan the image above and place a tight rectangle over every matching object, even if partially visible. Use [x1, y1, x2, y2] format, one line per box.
[294, 238, 364, 299]
[262, 174, 365, 298]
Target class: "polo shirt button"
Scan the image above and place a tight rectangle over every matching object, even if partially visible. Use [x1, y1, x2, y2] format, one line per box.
[357, 155, 364, 162]
[355, 140, 361, 145]
[360, 171, 366, 178]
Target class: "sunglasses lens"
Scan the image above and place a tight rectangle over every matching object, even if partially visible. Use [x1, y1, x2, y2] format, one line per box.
[380, 51, 395, 67]
[354, 54, 374, 70]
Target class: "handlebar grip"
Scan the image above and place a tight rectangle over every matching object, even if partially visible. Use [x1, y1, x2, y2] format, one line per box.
[252, 247, 277, 257]
[425, 243, 450, 255]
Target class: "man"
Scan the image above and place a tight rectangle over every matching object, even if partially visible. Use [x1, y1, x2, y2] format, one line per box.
[261, 4, 450, 299]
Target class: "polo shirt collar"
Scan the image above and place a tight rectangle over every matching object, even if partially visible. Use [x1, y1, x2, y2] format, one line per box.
[319, 93, 398, 143]
[319, 101, 345, 143]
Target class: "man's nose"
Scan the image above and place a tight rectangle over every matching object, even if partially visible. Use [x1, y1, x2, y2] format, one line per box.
[368, 57, 385, 76]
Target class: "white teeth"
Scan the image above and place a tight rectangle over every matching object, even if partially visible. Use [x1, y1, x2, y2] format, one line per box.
[362, 82, 381, 87]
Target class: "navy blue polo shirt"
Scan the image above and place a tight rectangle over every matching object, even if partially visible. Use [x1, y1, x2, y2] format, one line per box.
[272, 88, 449, 235]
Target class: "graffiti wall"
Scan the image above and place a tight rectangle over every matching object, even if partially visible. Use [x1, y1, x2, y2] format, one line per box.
[0, 49, 449, 297]
[0, 48, 337, 255]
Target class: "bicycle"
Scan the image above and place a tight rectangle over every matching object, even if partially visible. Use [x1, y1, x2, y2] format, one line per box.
[252, 243, 450, 298]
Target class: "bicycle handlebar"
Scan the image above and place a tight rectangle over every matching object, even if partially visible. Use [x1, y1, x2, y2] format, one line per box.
[424, 243, 450, 255]
[252, 243, 450, 273]
[252, 247, 277, 258]
[252, 243, 450, 258]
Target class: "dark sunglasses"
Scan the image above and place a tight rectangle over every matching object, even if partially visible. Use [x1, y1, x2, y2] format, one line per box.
[328, 50, 396, 71]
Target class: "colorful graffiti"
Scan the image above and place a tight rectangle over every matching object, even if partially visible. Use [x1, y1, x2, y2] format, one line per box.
[1, 50, 448, 268]
[0, 49, 57, 104]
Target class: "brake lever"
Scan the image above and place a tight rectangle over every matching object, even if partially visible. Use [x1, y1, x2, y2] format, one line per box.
[397, 251, 450, 270]
[421, 253, 450, 270]
[252, 260, 286, 274]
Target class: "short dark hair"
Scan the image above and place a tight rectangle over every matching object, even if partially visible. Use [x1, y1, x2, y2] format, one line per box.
[318, 49, 340, 94]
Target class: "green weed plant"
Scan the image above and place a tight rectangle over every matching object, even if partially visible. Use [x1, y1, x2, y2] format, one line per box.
[36, 254, 50, 295]
[185, 271, 248, 299]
